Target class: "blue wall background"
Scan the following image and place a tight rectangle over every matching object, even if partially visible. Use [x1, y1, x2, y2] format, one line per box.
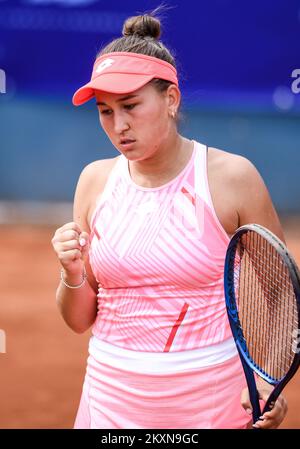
[0, 0, 300, 213]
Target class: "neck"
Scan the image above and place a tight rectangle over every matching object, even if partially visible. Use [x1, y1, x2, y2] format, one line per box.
[128, 133, 193, 188]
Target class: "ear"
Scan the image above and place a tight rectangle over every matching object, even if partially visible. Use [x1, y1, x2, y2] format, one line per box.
[166, 84, 181, 115]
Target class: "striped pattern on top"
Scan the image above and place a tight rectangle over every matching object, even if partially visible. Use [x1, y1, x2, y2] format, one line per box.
[88, 141, 232, 352]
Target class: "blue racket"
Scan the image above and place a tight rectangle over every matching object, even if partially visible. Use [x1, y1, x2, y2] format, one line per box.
[224, 223, 300, 425]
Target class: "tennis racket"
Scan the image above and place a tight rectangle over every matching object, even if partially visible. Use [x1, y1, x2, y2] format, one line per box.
[224, 223, 300, 425]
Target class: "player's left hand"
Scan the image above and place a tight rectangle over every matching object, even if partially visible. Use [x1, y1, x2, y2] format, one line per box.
[241, 383, 288, 429]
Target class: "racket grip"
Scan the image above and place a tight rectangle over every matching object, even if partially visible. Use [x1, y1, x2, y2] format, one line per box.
[262, 382, 282, 414]
[249, 385, 261, 423]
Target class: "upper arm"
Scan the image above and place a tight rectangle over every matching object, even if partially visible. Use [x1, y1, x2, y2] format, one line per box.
[73, 157, 119, 293]
[73, 161, 104, 294]
[232, 156, 285, 243]
[73, 161, 100, 231]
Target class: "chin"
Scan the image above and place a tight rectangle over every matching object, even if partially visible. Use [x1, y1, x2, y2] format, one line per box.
[116, 141, 156, 162]
[123, 153, 146, 162]
[117, 146, 147, 161]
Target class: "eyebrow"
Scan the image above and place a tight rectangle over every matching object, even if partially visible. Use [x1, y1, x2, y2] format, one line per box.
[96, 94, 139, 106]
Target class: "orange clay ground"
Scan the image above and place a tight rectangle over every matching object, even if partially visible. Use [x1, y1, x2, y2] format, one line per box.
[0, 221, 299, 428]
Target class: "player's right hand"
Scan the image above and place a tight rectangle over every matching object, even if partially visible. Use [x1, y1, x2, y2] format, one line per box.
[51, 222, 90, 276]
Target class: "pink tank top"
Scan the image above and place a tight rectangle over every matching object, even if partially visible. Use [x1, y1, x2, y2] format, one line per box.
[88, 140, 232, 352]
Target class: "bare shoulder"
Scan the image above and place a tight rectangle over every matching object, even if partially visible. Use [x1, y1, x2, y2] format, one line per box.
[208, 146, 258, 181]
[206, 146, 249, 235]
[207, 146, 284, 241]
[79, 156, 120, 181]
[208, 146, 268, 201]
[73, 155, 120, 231]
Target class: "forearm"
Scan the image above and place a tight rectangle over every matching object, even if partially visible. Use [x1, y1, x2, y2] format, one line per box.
[56, 271, 98, 333]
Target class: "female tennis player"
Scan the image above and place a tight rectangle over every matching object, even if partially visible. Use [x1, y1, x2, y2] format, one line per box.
[51, 11, 288, 429]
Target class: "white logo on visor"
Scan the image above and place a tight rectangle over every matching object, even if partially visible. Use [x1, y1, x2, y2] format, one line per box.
[96, 58, 115, 73]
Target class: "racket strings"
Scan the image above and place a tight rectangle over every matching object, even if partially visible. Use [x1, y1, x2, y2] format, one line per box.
[234, 231, 297, 381]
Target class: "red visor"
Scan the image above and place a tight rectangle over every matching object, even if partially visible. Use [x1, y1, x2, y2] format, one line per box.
[72, 52, 178, 106]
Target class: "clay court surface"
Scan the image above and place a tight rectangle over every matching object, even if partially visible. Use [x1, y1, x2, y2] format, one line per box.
[0, 221, 299, 429]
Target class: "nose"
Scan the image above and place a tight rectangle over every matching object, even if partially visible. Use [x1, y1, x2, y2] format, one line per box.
[113, 111, 130, 134]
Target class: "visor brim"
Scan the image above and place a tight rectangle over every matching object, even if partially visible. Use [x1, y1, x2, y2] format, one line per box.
[72, 73, 155, 106]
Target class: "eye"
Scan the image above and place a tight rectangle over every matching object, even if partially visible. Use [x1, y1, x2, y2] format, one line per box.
[99, 109, 112, 116]
[124, 103, 137, 111]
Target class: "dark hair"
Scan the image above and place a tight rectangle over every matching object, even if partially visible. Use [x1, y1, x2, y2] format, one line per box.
[97, 7, 177, 96]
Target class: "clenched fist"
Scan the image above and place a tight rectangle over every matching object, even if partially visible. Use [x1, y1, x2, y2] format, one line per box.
[51, 222, 90, 276]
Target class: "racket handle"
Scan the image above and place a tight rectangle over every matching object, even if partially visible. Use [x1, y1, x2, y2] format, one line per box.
[248, 382, 261, 423]
[262, 382, 283, 414]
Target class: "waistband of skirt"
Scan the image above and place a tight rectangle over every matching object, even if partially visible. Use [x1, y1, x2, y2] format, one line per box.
[88, 336, 238, 373]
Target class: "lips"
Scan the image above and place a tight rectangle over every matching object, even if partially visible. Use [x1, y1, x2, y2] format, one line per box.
[120, 138, 136, 144]
[119, 139, 136, 151]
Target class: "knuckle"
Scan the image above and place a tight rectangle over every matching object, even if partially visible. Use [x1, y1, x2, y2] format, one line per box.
[71, 239, 80, 248]
[53, 240, 59, 247]
[71, 221, 80, 231]
[51, 233, 59, 243]
[67, 230, 77, 240]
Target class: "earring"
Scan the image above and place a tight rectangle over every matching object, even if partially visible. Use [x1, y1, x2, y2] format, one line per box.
[170, 110, 176, 118]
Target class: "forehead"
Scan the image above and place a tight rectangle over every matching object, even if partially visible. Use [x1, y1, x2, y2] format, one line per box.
[95, 83, 155, 104]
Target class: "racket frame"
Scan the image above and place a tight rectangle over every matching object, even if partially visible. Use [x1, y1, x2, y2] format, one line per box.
[224, 223, 300, 424]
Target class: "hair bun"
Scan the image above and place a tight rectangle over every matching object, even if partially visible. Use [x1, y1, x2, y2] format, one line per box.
[122, 14, 161, 40]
